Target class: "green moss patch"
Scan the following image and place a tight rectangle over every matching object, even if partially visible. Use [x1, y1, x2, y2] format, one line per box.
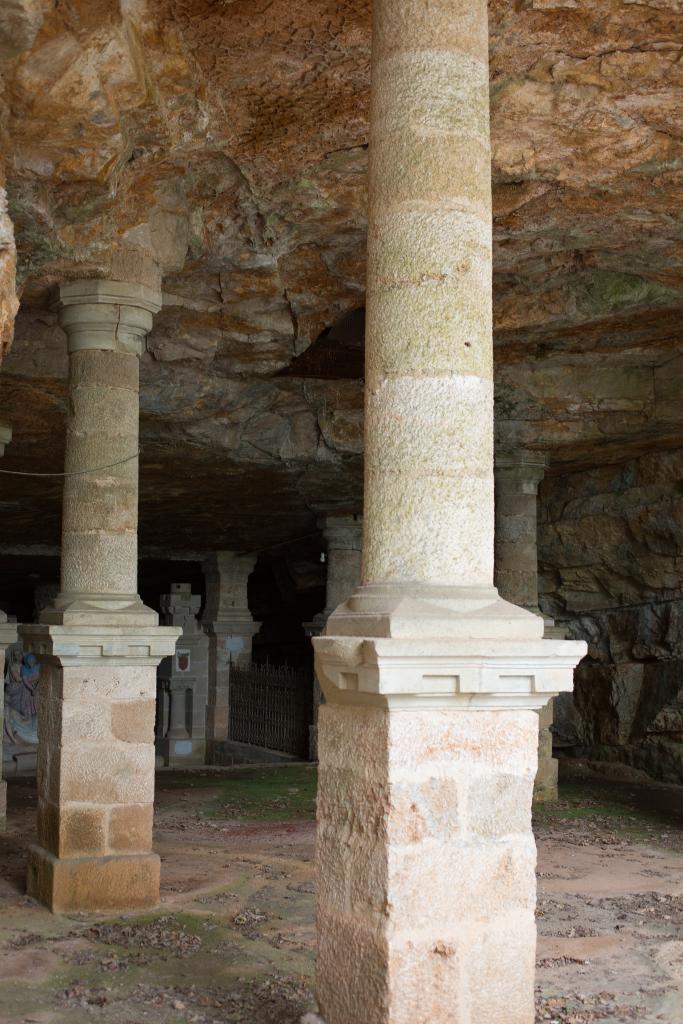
[158, 766, 317, 823]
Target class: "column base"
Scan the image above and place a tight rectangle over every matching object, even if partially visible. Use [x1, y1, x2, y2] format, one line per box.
[534, 698, 559, 802]
[27, 845, 161, 914]
[533, 756, 559, 803]
[157, 737, 206, 766]
[40, 594, 159, 628]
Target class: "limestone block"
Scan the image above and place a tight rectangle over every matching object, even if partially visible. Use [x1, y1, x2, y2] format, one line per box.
[109, 804, 154, 854]
[37, 799, 107, 859]
[58, 743, 155, 805]
[27, 847, 160, 914]
[315, 703, 539, 1024]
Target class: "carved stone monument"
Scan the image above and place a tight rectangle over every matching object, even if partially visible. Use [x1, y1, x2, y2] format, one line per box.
[157, 583, 209, 766]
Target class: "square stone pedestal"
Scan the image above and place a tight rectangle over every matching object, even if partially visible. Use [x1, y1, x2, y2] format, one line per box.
[27, 848, 160, 914]
[21, 622, 179, 913]
[312, 596, 586, 1024]
[158, 736, 207, 766]
[316, 702, 539, 1024]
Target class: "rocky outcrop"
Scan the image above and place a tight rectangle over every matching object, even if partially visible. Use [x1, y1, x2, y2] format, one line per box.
[0, 0, 681, 781]
[0, 0, 44, 364]
[539, 449, 683, 782]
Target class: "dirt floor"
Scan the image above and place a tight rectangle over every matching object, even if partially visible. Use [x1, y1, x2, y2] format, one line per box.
[0, 761, 682, 1024]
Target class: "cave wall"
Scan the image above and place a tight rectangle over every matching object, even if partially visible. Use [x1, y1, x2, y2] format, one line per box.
[0, 0, 45, 363]
[539, 448, 683, 782]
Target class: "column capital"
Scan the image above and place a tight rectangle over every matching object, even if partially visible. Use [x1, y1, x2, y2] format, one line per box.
[0, 422, 11, 456]
[203, 550, 257, 578]
[55, 280, 162, 356]
[495, 450, 547, 495]
[201, 551, 259, 639]
[318, 513, 363, 551]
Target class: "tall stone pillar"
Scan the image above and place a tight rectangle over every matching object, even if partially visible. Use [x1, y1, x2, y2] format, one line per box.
[157, 583, 209, 766]
[495, 451, 561, 801]
[312, 3, 586, 1022]
[0, 425, 17, 827]
[201, 552, 259, 760]
[305, 514, 362, 760]
[21, 280, 180, 913]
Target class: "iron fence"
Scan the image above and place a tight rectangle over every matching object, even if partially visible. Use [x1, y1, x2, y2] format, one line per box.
[228, 662, 313, 758]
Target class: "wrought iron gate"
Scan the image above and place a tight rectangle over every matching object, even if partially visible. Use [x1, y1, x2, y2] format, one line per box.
[228, 662, 313, 758]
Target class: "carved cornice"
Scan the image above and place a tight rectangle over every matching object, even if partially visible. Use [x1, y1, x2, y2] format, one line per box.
[20, 623, 180, 666]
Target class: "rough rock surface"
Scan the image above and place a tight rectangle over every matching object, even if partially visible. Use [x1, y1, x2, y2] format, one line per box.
[0, 1, 681, 770]
[0, 0, 45, 364]
[540, 448, 683, 782]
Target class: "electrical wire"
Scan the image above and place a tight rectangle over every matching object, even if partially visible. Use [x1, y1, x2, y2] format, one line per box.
[0, 450, 141, 477]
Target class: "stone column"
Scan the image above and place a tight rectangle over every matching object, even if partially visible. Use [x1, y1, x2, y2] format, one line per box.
[0, 425, 17, 827]
[157, 583, 209, 766]
[305, 514, 362, 760]
[21, 280, 180, 914]
[495, 452, 547, 617]
[312, 3, 586, 1022]
[495, 451, 562, 802]
[201, 552, 259, 761]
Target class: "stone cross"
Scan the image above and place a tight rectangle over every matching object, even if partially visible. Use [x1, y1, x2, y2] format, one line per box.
[157, 583, 209, 765]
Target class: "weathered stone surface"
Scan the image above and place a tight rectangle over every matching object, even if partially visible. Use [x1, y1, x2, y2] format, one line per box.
[27, 847, 161, 913]
[316, 704, 539, 1024]
[0, 0, 679, 559]
[540, 448, 683, 781]
[0, 0, 680, 795]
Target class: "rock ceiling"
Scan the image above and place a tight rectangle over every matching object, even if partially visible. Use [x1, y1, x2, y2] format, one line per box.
[0, 0, 681, 559]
